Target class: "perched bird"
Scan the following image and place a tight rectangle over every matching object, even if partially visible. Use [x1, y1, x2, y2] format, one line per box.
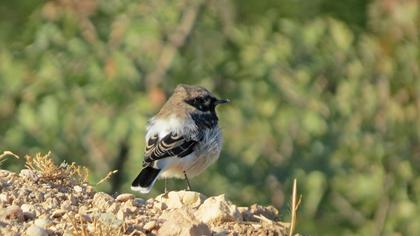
[131, 84, 230, 193]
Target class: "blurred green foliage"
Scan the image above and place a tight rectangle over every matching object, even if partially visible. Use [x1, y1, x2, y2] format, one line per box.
[0, 0, 419, 235]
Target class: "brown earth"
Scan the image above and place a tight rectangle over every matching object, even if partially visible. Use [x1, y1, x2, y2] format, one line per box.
[0, 154, 291, 236]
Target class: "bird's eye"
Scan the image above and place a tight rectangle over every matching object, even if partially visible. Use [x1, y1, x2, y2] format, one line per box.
[196, 97, 204, 104]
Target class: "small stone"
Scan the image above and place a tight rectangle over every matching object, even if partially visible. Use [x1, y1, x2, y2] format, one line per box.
[143, 220, 157, 231]
[63, 231, 73, 236]
[80, 214, 92, 223]
[86, 185, 94, 194]
[106, 202, 120, 214]
[155, 191, 206, 210]
[247, 204, 279, 221]
[116, 209, 125, 220]
[69, 195, 78, 205]
[195, 195, 242, 224]
[97, 212, 123, 229]
[19, 169, 38, 181]
[73, 185, 83, 193]
[116, 193, 134, 202]
[20, 204, 34, 213]
[51, 209, 66, 218]
[4, 205, 24, 221]
[23, 211, 36, 220]
[93, 192, 114, 210]
[133, 198, 145, 207]
[25, 225, 48, 236]
[0, 193, 12, 204]
[159, 209, 211, 236]
[154, 201, 167, 211]
[87, 223, 95, 232]
[127, 206, 138, 214]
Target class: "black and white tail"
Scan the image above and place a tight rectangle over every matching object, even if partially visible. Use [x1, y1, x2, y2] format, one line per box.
[131, 166, 161, 194]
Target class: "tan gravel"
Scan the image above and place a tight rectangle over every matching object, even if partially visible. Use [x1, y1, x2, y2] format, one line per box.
[0, 166, 290, 236]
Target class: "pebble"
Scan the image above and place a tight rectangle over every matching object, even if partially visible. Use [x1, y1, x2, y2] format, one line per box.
[133, 198, 145, 207]
[19, 169, 38, 181]
[51, 209, 66, 218]
[116, 209, 125, 220]
[143, 220, 157, 231]
[34, 218, 50, 228]
[23, 211, 36, 220]
[116, 193, 134, 202]
[4, 205, 23, 221]
[0, 193, 12, 203]
[93, 192, 114, 210]
[25, 225, 48, 236]
[73, 185, 83, 193]
[20, 203, 34, 213]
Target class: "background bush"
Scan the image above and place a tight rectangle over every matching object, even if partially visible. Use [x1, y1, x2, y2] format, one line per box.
[0, 0, 419, 235]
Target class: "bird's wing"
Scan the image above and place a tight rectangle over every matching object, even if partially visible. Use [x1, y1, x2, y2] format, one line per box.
[143, 132, 200, 166]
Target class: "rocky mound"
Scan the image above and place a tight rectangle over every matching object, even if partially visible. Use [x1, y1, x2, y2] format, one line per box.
[0, 154, 290, 236]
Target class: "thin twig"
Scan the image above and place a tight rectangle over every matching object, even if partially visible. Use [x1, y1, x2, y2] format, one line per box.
[0, 151, 20, 160]
[96, 170, 118, 185]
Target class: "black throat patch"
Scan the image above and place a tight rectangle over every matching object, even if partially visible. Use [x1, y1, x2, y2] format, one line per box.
[191, 112, 218, 129]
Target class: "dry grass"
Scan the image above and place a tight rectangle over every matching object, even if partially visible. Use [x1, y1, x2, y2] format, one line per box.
[0, 150, 20, 165]
[288, 178, 302, 236]
[25, 151, 89, 185]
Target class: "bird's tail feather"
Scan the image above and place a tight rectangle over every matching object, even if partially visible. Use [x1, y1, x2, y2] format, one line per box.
[131, 166, 161, 194]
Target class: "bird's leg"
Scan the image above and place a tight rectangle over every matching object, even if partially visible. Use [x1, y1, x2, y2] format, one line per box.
[183, 171, 191, 191]
[164, 177, 167, 193]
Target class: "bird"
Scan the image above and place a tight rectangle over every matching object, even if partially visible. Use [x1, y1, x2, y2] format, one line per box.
[131, 84, 230, 194]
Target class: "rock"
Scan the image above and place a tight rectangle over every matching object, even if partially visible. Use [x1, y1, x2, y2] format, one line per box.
[143, 220, 157, 231]
[23, 211, 36, 220]
[51, 209, 66, 218]
[93, 192, 114, 210]
[60, 200, 72, 210]
[154, 201, 168, 211]
[87, 223, 95, 232]
[97, 212, 123, 229]
[116, 209, 126, 220]
[155, 191, 206, 210]
[69, 195, 78, 205]
[34, 218, 50, 228]
[246, 204, 279, 221]
[63, 231, 73, 236]
[78, 205, 89, 214]
[0, 193, 12, 204]
[159, 209, 211, 236]
[195, 195, 242, 224]
[25, 225, 48, 236]
[105, 202, 120, 214]
[73, 185, 83, 193]
[21, 204, 33, 212]
[3, 205, 24, 221]
[133, 198, 145, 207]
[116, 193, 134, 202]
[19, 169, 38, 181]
[80, 214, 93, 223]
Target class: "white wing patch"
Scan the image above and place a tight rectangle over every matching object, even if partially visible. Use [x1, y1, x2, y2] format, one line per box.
[146, 115, 183, 140]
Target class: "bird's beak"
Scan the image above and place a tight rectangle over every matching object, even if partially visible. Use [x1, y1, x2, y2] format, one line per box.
[215, 98, 230, 105]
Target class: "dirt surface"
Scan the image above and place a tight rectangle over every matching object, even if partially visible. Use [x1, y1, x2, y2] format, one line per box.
[0, 154, 290, 236]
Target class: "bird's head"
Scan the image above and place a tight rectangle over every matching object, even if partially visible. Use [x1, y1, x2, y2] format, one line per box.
[174, 84, 230, 112]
